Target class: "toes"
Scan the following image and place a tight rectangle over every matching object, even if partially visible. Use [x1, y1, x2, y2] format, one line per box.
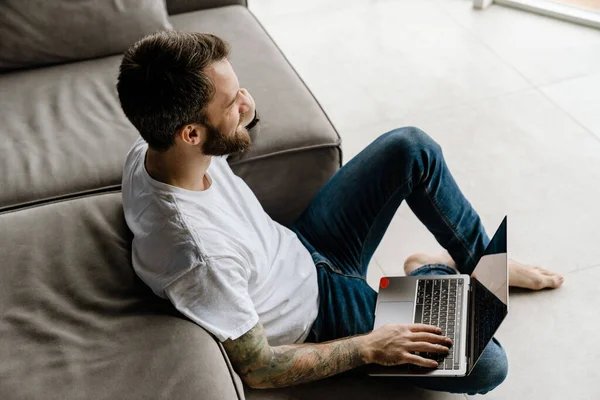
[537, 267, 564, 282]
[542, 275, 564, 289]
[522, 274, 564, 290]
[531, 276, 545, 290]
[552, 275, 565, 288]
[509, 261, 565, 290]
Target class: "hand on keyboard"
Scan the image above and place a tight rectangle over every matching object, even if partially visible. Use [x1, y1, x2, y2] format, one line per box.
[414, 278, 464, 370]
[359, 324, 452, 368]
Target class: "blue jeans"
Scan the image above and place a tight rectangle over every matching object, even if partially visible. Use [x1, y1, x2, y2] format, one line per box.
[288, 127, 508, 395]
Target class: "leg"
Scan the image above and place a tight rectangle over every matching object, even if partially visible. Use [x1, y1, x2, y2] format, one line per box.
[408, 336, 508, 395]
[404, 264, 508, 395]
[295, 127, 489, 343]
[290, 126, 489, 278]
[306, 262, 378, 343]
[405, 252, 564, 290]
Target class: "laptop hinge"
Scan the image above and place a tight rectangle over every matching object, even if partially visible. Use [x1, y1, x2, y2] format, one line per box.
[466, 284, 474, 371]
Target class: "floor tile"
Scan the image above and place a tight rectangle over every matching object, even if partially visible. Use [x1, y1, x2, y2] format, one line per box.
[539, 72, 600, 140]
[465, 265, 600, 399]
[254, 0, 530, 131]
[366, 258, 386, 292]
[435, 0, 600, 86]
[358, 90, 600, 277]
[249, 0, 366, 24]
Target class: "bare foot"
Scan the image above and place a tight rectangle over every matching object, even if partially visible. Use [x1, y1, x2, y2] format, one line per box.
[508, 259, 564, 290]
[403, 253, 564, 291]
[403, 251, 458, 275]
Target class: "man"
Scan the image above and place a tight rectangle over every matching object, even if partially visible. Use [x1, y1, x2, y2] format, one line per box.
[118, 31, 563, 395]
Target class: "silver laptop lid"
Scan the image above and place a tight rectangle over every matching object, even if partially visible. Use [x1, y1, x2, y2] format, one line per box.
[467, 216, 508, 374]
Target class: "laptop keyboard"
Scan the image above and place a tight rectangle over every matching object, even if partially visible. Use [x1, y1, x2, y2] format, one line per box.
[413, 278, 464, 370]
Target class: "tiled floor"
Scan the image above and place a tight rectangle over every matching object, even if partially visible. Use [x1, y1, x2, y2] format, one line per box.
[249, 0, 600, 399]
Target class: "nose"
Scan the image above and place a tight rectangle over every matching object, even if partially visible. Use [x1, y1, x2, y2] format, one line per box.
[239, 89, 252, 114]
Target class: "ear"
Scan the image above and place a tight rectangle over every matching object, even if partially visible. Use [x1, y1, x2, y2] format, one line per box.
[176, 124, 204, 146]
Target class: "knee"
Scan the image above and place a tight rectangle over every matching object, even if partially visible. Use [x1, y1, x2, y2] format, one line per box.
[381, 126, 443, 163]
[409, 339, 508, 395]
[467, 339, 509, 395]
[479, 354, 509, 395]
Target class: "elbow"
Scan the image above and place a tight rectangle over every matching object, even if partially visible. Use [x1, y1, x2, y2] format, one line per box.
[240, 372, 273, 390]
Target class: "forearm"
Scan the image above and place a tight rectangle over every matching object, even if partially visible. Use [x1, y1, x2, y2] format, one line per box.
[245, 336, 366, 389]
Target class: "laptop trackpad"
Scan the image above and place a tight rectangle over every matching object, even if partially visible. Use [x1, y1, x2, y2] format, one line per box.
[374, 301, 414, 328]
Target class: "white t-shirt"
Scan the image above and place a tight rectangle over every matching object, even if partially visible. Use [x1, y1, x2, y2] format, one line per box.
[122, 138, 319, 345]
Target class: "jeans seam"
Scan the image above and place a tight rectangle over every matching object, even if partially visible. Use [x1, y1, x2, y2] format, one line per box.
[359, 176, 414, 270]
[408, 263, 457, 276]
[319, 261, 365, 280]
[423, 184, 476, 267]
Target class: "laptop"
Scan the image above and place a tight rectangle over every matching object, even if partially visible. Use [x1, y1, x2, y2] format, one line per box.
[368, 216, 508, 377]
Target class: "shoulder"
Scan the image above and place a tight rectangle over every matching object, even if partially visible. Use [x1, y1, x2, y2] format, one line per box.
[124, 189, 179, 239]
[123, 137, 147, 177]
[131, 212, 207, 295]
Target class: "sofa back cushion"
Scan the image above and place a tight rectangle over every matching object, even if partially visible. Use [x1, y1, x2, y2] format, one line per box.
[0, 0, 172, 71]
[0, 6, 341, 226]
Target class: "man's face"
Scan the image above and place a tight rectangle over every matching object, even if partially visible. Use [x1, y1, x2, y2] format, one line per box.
[200, 59, 254, 157]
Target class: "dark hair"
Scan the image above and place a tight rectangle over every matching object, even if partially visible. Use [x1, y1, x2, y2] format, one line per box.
[117, 31, 230, 151]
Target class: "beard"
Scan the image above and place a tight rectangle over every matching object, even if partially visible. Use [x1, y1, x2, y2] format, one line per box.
[201, 120, 252, 157]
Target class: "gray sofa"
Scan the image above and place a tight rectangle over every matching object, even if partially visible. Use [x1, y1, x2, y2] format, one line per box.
[0, 1, 421, 399]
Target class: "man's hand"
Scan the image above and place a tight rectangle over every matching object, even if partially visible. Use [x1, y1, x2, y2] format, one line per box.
[239, 88, 256, 128]
[360, 324, 452, 368]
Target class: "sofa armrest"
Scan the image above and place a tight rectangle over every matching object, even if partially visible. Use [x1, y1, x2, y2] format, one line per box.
[166, 0, 247, 15]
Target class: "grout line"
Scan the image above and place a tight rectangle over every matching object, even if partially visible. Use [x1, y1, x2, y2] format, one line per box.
[372, 256, 387, 276]
[434, 1, 600, 144]
[368, 257, 387, 291]
[535, 69, 600, 88]
[534, 87, 600, 145]
[339, 84, 534, 135]
[257, 0, 542, 138]
[257, 1, 600, 145]
[434, 1, 539, 88]
[572, 263, 600, 273]
[249, 1, 370, 28]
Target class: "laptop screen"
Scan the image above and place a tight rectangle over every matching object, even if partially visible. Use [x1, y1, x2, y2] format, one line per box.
[468, 216, 508, 373]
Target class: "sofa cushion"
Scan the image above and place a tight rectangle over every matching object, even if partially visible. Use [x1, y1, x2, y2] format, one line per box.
[0, 55, 133, 211]
[166, 0, 247, 15]
[0, 5, 340, 224]
[0, 193, 243, 400]
[0, 0, 172, 71]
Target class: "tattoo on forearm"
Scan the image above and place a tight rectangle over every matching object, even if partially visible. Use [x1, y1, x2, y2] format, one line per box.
[223, 323, 365, 389]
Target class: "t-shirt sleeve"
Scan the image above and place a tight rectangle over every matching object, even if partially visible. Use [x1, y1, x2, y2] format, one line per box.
[164, 255, 259, 342]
